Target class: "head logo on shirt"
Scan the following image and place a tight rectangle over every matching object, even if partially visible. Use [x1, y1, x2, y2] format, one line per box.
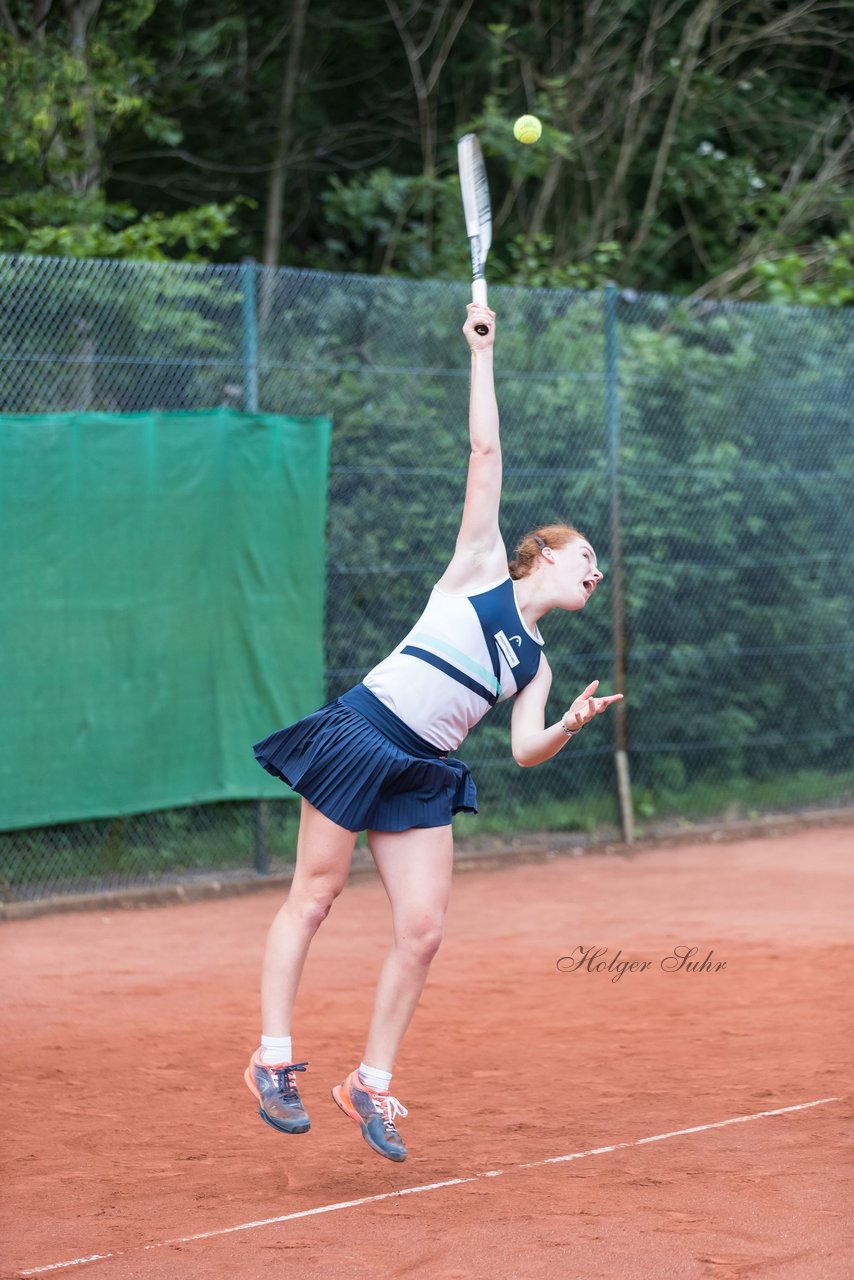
[494, 630, 521, 668]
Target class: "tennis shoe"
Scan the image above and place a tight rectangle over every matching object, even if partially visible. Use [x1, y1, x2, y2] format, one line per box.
[244, 1050, 310, 1134]
[332, 1068, 408, 1162]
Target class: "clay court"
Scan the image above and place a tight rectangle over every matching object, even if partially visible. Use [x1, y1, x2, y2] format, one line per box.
[3, 822, 852, 1280]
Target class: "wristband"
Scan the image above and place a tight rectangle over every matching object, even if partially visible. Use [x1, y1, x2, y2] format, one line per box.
[560, 717, 579, 738]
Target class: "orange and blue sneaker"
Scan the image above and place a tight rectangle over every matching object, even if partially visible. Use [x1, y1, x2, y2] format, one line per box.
[331, 1069, 408, 1162]
[244, 1050, 310, 1134]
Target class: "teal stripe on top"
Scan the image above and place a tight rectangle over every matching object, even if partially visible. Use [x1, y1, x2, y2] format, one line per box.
[409, 632, 501, 695]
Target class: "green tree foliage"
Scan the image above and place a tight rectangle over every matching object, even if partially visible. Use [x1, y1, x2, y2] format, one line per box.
[3, 1, 853, 297]
[0, 0, 241, 257]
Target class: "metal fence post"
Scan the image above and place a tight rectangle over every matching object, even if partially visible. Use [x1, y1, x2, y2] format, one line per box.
[604, 282, 634, 844]
[242, 256, 268, 871]
[241, 257, 259, 414]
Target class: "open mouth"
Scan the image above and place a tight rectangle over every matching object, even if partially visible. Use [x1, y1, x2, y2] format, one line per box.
[582, 579, 596, 596]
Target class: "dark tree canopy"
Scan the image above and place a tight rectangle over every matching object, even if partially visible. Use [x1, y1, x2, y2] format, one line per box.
[2, 0, 853, 301]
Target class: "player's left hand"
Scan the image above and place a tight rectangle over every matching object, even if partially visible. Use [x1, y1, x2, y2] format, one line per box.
[562, 680, 623, 733]
[463, 303, 495, 351]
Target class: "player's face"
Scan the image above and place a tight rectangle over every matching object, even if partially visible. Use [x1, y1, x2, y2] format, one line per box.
[553, 539, 603, 610]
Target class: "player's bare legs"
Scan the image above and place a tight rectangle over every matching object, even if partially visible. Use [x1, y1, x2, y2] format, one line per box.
[246, 800, 356, 1135]
[332, 823, 454, 1162]
[363, 823, 454, 1069]
[261, 798, 357, 1035]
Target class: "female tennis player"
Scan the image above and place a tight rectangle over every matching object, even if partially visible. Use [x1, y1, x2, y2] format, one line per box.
[245, 303, 622, 1162]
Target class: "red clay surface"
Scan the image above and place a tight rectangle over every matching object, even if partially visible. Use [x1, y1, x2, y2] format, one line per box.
[2, 825, 853, 1280]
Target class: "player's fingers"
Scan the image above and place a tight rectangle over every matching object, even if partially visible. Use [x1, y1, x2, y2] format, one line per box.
[464, 314, 492, 337]
[579, 679, 599, 699]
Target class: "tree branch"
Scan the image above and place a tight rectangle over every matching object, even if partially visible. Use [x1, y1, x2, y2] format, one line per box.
[0, 0, 21, 39]
[262, 0, 309, 269]
[424, 0, 475, 97]
[385, 0, 433, 173]
[625, 0, 718, 266]
[584, 0, 676, 248]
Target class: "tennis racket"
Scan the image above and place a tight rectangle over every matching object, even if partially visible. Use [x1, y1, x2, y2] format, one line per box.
[457, 133, 492, 335]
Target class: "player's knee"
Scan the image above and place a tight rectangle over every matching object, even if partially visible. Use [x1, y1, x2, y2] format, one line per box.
[403, 915, 445, 965]
[293, 881, 342, 932]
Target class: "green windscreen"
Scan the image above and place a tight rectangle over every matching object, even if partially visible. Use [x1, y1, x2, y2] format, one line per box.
[0, 408, 331, 829]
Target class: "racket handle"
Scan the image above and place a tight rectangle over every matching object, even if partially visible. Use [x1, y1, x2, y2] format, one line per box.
[471, 278, 489, 334]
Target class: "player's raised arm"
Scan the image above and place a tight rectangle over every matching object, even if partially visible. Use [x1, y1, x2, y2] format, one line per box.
[436, 304, 507, 593]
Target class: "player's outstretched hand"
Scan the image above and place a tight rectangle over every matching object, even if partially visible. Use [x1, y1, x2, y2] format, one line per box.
[563, 680, 623, 734]
[463, 303, 495, 351]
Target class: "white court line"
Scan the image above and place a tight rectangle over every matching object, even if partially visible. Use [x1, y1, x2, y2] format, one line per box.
[19, 1096, 841, 1276]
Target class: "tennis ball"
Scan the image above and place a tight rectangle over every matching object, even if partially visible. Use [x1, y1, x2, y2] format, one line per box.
[513, 115, 542, 145]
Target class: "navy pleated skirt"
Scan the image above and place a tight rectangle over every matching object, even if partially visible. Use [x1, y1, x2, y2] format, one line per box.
[253, 683, 478, 833]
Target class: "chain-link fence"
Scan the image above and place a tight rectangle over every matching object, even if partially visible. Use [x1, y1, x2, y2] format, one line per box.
[2, 254, 852, 901]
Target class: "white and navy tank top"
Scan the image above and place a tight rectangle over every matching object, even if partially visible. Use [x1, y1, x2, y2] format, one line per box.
[363, 575, 544, 752]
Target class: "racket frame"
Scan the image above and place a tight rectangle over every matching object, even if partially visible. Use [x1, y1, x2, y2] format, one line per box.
[457, 133, 492, 334]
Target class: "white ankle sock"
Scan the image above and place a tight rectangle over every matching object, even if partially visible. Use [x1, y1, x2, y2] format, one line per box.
[359, 1061, 392, 1092]
[260, 1034, 293, 1065]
